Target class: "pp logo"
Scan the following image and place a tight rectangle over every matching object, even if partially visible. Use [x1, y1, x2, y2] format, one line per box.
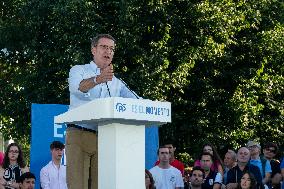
[116, 103, 126, 112]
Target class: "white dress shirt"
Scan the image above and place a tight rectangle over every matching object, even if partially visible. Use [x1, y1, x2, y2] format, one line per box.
[68, 61, 139, 130]
[68, 61, 138, 109]
[40, 161, 68, 189]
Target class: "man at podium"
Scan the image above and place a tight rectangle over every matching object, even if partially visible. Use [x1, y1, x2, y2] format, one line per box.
[67, 34, 139, 189]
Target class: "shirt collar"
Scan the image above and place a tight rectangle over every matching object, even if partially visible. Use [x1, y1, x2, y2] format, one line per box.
[90, 61, 101, 75]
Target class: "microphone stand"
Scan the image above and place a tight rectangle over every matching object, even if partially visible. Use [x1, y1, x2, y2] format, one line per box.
[116, 75, 139, 99]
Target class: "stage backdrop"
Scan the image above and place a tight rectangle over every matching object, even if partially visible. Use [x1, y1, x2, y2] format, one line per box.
[30, 103, 158, 189]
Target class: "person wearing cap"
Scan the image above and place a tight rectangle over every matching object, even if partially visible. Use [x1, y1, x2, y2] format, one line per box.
[247, 140, 272, 187]
[263, 142, 282, 189]
[40, 141, 67, 189]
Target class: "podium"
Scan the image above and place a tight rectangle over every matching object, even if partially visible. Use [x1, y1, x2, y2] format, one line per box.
[54, 97, 171, 189]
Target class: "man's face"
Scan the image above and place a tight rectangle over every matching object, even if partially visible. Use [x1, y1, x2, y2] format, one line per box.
[51, 148, 63, 161]
[164, 144, 175, 157]
[237, 147, 250, 163]
[224, 152, 235, 168]
[91, 37, 115, 69]
[200, 155, 213, 171]
[247, 145, 260, 156]
[190, 170, 204, 187]
[158, 147, 170, 163]
[263, 147, 276, 160]
[20, 178, 35, 189]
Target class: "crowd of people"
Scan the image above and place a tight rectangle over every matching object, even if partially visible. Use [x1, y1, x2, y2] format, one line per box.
[146, 141, 284, 189]
[0, 141, 67, 189]
[1, 34, 282, 189]
[0, 140, 282, 189]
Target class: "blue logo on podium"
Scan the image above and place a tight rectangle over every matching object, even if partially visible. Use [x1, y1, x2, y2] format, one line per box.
[116, 103, 126, 112]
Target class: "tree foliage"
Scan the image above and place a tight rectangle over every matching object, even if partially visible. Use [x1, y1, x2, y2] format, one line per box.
[1, 0, 283, 157]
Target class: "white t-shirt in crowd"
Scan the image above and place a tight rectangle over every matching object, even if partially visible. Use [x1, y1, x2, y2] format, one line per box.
[149, 166, 184, 189]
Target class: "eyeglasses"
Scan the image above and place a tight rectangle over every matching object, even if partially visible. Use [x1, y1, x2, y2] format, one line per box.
[97, 45, 115, 53]
[203, 148, 213, 152]
[9, 150, 19, 154]
[265, 148, 276, 153]
[248, 145, 258, 149]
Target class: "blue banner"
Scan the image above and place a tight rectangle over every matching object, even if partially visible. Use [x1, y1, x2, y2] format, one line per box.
[30, 104, 158, 189]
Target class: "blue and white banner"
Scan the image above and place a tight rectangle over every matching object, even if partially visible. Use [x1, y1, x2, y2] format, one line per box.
[30, 103, 158, 189]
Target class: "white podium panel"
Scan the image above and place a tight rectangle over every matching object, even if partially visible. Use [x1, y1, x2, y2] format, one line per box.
[55, 97, 171, 126]
[54, 97, 171, 189]
[98, 123, 145, 189]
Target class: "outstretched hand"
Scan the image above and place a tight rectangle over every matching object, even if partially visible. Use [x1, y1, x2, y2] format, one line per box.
[97, 64, 114, 84]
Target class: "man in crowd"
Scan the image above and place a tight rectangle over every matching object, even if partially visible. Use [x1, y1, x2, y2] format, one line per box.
[226, 147, 263, 189]
[19, 172, 36, 189]
[200, 152, 222, 189]
[67, 34, 138, 189]
[188, 166, 205, 189]
[40, 141, 67, 189]
[154, 142, 185, 176]
[263, 142, 282, 189]
[223, 149, 237, 184]
[150, 146, 184, 189]
[247, 140, 271, 187]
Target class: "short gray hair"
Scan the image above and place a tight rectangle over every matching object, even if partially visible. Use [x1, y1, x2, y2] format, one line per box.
[91, 34, 116, 48]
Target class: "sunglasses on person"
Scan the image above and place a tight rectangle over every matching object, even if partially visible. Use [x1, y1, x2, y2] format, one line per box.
[265, 148, 276, 153]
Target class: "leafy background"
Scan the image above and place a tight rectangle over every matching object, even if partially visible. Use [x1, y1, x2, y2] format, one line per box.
[1, 0, 283, 164]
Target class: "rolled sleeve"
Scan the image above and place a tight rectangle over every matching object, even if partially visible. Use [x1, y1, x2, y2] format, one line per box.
[68, 65, 90, 97]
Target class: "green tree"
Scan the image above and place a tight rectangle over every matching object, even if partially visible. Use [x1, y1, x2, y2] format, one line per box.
[1, 0, 283, 159]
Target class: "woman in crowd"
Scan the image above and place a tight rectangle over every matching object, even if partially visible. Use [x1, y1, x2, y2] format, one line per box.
[145, 169, 155, 189]
[0, 143, 29, 189]
[194, 143, 224, 175]
[237, 171, 257, 189]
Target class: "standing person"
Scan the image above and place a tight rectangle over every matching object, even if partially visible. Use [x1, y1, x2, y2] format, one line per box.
[224, 150, 237, 184]
[236, 172, 257, 189]
[226, 147, 263, 189]
[0, 143, 29, 189]
[154, 142, 185, 176]
[246, 141, 271, 187]
[187, 166, 205, 189]
[200, 152, 222, 189]
[19, 172, 36, 189]
[194, 143, 224, 175]
[262, 142, 282, 189]
[40, 141, 67, 189]
[149, 146, 184, 189]
[66, 34, 139, 189]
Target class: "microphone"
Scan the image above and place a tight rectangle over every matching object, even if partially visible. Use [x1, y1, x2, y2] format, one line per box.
[115, 74, 140, 99]
[106, 82, 111, 97]
[105, 63, 112, 97]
